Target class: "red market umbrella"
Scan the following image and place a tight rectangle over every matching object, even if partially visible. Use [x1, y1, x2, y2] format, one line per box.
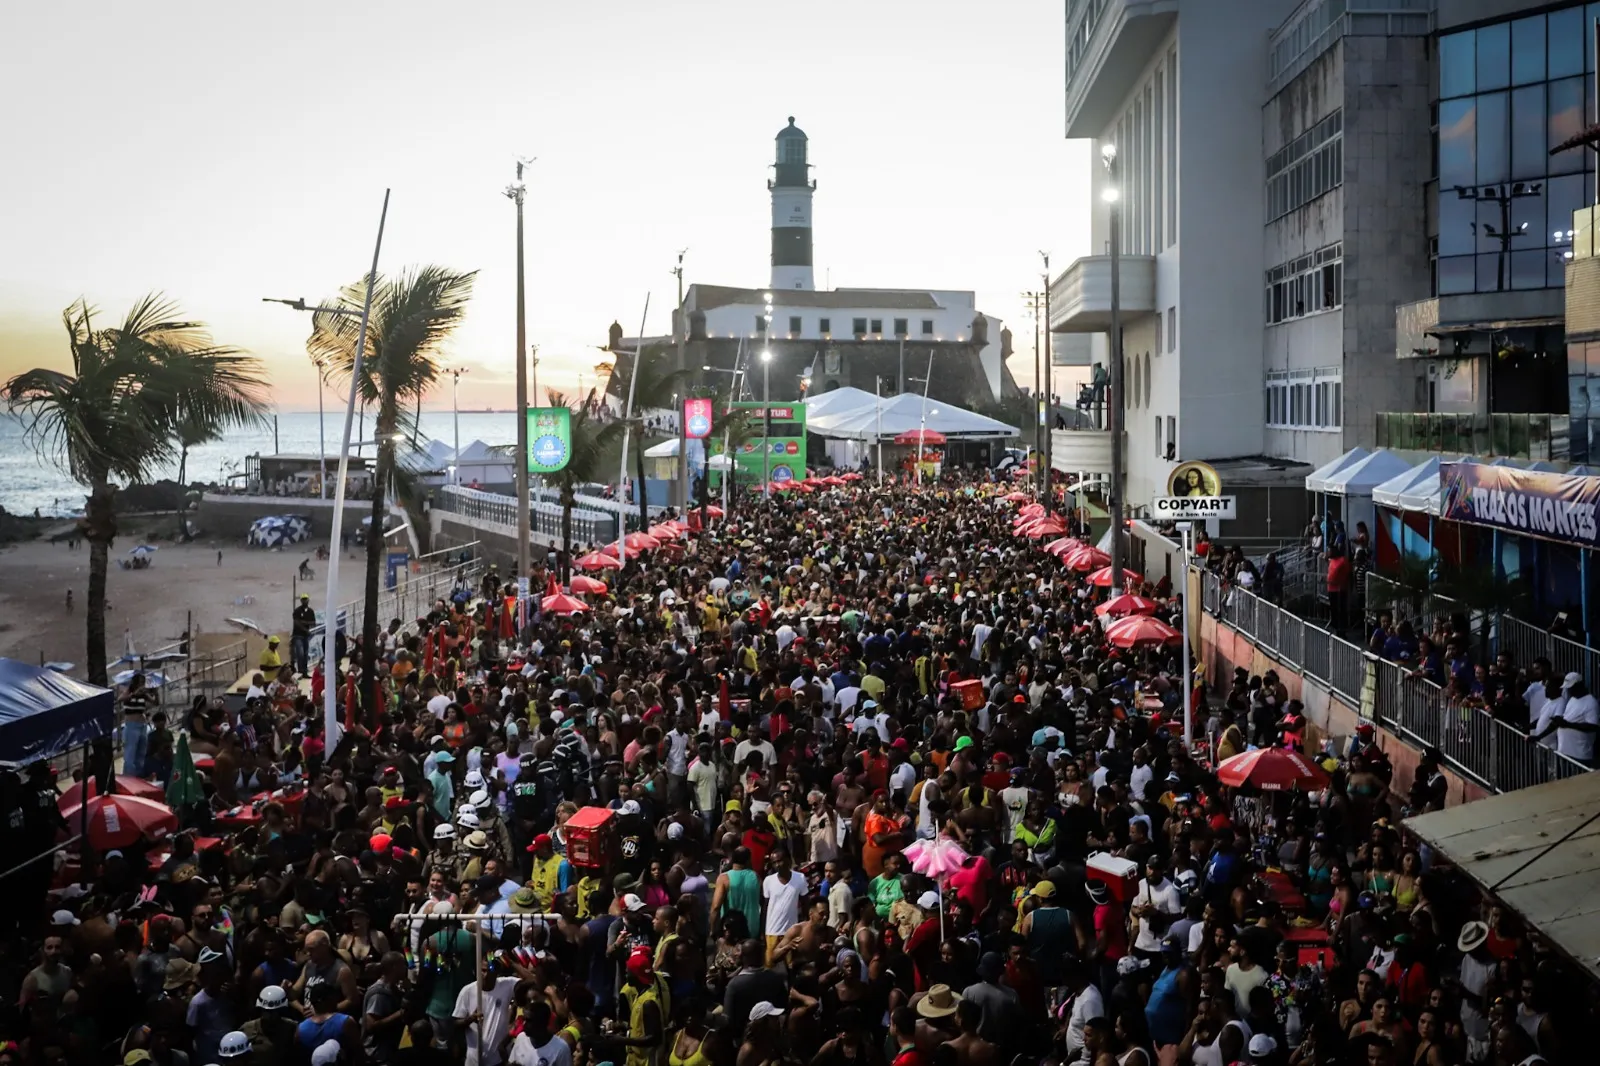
[59, 793, 178, 850]
[59, 775, 165, 809]
[823, 475, 848, 486]
[841, 472, 863, 481]
[623, 532, 661, 551]
[1086, 566, 1143, 588]
[541, 592, 590, 615]
[568, 575, 609, 595]
[895, 429, 947, 445]
[1096, 593, 1161, 617]
[1019, 503, 1046, 518]
[647, 523, 682, 541]
[1003, 491, 1032, 503]
[1043, 537, 1086, 557]
[575, 551, 623, 571]
[768, 481, 797, 492]
[703, 505, 725, 518]
[1104, 614, 1181, 648]
[1024, 517, 1068, 537]
[600, 541, 639, 559]
[1217, 748, 1331, 792]
[1063, 546, 1111, 571]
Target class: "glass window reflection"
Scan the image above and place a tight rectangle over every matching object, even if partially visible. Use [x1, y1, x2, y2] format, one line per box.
[1512, 85, 1546, 175]
[1512, 15, 1546, 85]
[1548, 76, 1585, 175]
[1549, 6, 1584, 78]
[1440, 31, 1476, 98]
[1439, 97, 1477, 189]
[1439, 255, 1475, 294]
[1478, 23, 1511, 91]
[1476, 91, 1510, 184]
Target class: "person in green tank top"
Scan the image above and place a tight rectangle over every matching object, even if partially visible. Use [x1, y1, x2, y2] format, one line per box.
[712, 846, 762, 944]
[1019, 879, 1074, 986]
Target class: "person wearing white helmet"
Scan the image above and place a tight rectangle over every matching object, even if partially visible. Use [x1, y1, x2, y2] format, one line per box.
[216, 1031, 251, 1063]
[470, 787, 514, 864]
[240, 981, 299, 1063]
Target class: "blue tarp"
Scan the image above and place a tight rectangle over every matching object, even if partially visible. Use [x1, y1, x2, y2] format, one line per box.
[0, 658, 115, 768]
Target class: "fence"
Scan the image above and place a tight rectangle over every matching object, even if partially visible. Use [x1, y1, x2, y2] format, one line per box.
[313, 553, 489, 659]
[1199, 568, 1591, 793]
[435, 485, 625, 548]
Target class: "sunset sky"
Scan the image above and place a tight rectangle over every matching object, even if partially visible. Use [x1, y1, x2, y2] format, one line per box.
[0, 1, 1089, 411]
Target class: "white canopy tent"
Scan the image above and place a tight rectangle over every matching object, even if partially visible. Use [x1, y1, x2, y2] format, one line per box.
[805, 391, 1020, 441]
[1304, 447, 1371, 494]
[803, 386, 880, 420]
[1371, 456, 1455, 515]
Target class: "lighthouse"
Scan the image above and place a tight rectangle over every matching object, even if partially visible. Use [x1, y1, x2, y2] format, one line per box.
[770, 117, 815, 291]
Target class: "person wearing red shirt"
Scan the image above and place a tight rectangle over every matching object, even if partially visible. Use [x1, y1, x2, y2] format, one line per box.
[859, 739, 890, 793]
[1326, 549, 1353, 631]
[742, 819, 776, 874]
[1088, 880, 1128, 988]
[948, 852, 992, 917]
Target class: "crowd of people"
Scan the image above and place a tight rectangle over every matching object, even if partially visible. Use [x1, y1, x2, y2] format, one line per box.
[6, 474, 1593, 1066]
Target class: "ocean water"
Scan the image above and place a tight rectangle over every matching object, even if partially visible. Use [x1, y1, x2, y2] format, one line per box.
[0, 410, 523, 517]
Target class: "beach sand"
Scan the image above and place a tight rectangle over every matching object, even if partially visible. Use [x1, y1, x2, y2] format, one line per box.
[0, 534, 371, 676]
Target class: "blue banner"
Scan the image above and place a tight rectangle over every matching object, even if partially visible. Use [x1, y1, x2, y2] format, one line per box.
[1440, 461, 1600, 549]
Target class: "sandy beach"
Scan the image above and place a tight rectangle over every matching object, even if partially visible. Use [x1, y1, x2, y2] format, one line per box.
[0, 533, 370, 674]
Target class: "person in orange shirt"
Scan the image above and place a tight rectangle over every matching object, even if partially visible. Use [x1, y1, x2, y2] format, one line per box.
[860, 789, 907, 878]
[859, 736, 890, 792]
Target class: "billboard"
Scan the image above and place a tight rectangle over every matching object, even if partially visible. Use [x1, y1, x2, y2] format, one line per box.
[526, 407, 572, 473]
[722, 401, 806, 484]
[684, 397, 713, 440]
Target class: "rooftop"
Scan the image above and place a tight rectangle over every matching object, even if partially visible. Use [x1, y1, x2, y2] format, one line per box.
[687, 284, 945, 312]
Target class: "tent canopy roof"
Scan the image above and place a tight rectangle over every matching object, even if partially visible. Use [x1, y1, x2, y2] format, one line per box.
[1304, 447, 1370, 494]
[1370, 456, 1452, 514]
[805, 391, 1019, 440]
[0, 658, 115, 768]
[1309, 448, 1411, 496]
[1404, 772, 1600, 986]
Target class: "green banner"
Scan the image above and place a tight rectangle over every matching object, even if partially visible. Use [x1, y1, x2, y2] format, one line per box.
[527, 407, 572, 473]
[723, 401, 806, 483]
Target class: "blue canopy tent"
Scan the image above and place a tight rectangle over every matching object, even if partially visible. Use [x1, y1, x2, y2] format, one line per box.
[0, 658, 115, 768]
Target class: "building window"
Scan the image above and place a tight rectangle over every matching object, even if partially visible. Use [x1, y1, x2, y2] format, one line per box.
[1265, 108, 1343, 222]
[1156, 415, 1164, 458]
[1166, 415, 1176, 458]
[869, 318, 883, 334]
[1435, 16, 1594, 294]
[1266, 367, 1342, 430]
[1154, 314, 1162, 355]
[819, 317, 831, 334]
[922, 319, 935, 335]
[756, 315, 767, 333]
[894, 318, 908, 336]
[1266, 242, 1343, 324]
[789, 316, 802, 334]
[1166, 307, 1176, 351]
[852, 318, 867, 336]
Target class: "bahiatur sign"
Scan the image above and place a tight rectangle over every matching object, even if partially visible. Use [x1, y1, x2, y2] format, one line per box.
[1440, 461, 1600, 548]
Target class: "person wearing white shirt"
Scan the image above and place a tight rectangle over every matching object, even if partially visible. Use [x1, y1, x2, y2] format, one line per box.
[1524, 675, 1550, 732]
[835, 685, 862, 714]
[888, 754, 917, 803]
[1533, 687, 1565, 751]
[1129, 750, 1155, 804]
[1549, 675, 1599, 763]
[453, 974, 519, 1066]
[762, 853, 804, 965]
[1062, 964, 1105, 1060]
[427, 693, 451, 720]
[1130, 861, 1183, 955]
[733, 730, 777, 772]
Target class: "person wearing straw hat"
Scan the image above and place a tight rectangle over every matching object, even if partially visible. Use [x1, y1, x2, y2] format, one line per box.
[1456, 920, 1496, 1061]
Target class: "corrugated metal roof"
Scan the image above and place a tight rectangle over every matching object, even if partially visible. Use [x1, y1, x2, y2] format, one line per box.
[1404, 772, 1600, 984]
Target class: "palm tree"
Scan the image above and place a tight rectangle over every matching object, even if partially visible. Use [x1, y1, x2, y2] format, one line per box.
[4, 296, 269, 684]
[545, 389, 627, 581]
[308, 267, 476, 716]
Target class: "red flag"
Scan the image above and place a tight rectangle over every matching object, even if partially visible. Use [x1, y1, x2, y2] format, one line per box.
[719, 674, 731, 721]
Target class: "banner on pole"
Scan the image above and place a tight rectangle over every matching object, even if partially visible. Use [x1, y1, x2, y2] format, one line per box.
[527, 407, 572, 473]
[684, 397, 713, 440]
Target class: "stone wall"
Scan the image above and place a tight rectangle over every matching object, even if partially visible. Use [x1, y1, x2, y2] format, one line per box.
[196, 494, 387, 541]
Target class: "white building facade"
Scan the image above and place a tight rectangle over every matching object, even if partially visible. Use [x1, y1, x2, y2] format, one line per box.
[1051, 0, 1434, 508]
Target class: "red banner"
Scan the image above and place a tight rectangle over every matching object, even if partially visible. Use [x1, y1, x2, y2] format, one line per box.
[684, 397, 713, 439]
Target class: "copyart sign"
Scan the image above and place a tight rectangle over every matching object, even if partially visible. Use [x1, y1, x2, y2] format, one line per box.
[1440, 461, 1600, 549]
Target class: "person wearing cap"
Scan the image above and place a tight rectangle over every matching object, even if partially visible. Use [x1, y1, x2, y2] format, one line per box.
[1534, 671, 1599, 765]
[527, 833, 570, 911]
[448, 940, 520, 1066]
[1245, 1032, 1279, 1065]
[1019, 880, 1073, 987]
[618, 944, 667, 1066]
[291, 594, 316, 674]
[259, 635, 283, 673]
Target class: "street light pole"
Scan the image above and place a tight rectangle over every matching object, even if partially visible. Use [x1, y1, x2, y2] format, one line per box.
[312, 357, 328, 499]
[264, 187, 391, 746]
[761, 347, 772, 497]
[1103, 143, 1127, 594]
[916, 350, 934, 486]
[505, 159, 535, 588]
[1040, 253, 1052, 515]
[875, 374, 884, 485]
[1023, 290, 1042, 498]
[451, 368, 468, 484]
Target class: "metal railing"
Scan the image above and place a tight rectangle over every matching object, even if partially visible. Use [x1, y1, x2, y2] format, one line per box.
[435, 485, 622, 547]
[1499, 613, 1600, 688]
[313, 554, 488, 659]
[1199, 568, 1592, 792]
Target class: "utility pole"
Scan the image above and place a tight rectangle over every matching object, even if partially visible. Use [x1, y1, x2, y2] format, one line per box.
[1021, 290, 1043, 498]
[505, 157, 534, 589]
[1039, 253, 1052, 515]
[450, 367, 468, 485]
[898, 334, 905, 395]
[674, 250, 688, 509]
[1103, 143, 1127, 594]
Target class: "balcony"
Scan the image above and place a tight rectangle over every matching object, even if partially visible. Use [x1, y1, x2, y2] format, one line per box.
[1373, 412, 1571, 461]
[1050, 427, 1116, 474]
[1064, 0, 1177, 138]
[1049, 254, 1157, 332]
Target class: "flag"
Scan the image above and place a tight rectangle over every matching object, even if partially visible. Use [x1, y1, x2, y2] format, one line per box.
[166, 732, 204, 810]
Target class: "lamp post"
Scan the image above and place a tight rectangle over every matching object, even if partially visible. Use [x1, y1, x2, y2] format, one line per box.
[1455, 182, 1540, 291]
[310, 355, 330, 499]
[875, 374, 884, 484]
[450, 367, 469, 484]
[1040, 252, 1052, 514]
[261, 187, 391, 746]
[761, 346, 773, 497]
[505, 158, 534, 588]
[1101, 142, 1127, 595]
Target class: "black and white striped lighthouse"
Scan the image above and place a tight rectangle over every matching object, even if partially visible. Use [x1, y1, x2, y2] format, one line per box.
[770, 117, 815, 291]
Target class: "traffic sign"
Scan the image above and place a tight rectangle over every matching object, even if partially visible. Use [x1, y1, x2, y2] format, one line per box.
[1153, 495, 1237, 520]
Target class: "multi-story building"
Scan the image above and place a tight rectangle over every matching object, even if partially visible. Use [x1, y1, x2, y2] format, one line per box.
[1050, 0, 1436, 506]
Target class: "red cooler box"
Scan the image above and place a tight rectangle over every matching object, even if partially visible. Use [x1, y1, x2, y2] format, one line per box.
[1087, 851, 1139, 903]
[951, 679, 985, 710]
[564, 806, 617, 870]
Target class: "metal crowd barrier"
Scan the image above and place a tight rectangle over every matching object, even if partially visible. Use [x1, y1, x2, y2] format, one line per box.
[1195, 567, 1592, 793]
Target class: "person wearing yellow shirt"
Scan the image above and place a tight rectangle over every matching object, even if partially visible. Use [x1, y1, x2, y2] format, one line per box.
[258, 636, 283, 672]
[860, 672, 886, 703]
